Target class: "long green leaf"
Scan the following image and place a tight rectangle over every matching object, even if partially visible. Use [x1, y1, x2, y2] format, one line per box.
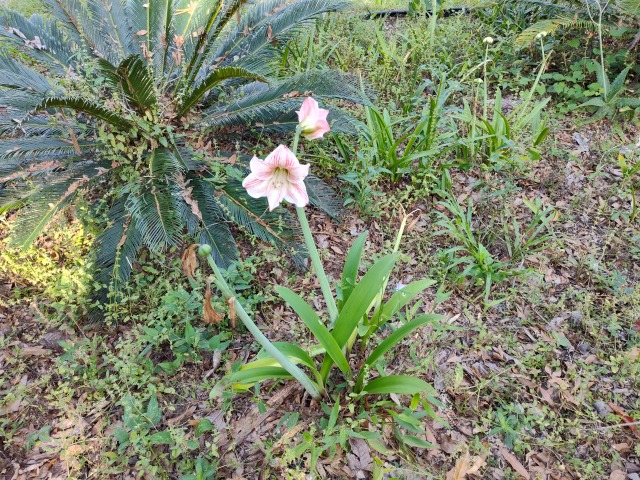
[115, 55, 157, 111]
[276, 286, 350, 375]
[340, 231, 367, 308]
[379, 279, 436, 323]
[363, 315, 443, 370]
[362, 375, 436, 396]
[230, 366, 294, 384]
[332, 254, 399, 348]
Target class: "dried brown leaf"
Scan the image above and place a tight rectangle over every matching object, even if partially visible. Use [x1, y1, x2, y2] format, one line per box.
[22, 346, 50, 356]
[447, 452, 470, 480]
[181, 245, 199, 279]
[204, 281, 223, 325]
[608, 403, 637, 434]
[347, 437, 373, 473]
[499, 447, 530, 479]
[227, 296, 236, 329]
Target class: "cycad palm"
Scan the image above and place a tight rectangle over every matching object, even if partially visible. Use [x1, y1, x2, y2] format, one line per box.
[515, 0, 640, 46]
[0, 0, 362, 308]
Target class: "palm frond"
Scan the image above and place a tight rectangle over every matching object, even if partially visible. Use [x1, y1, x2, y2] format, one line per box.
[187, 175, 239, 267]
[91, 196, 143, 305]
[305, 174, 343, 219]
[172, 0, 217, 59]
[0, 182, 28, 213]
[616, 0, 640, 16]
[515, 16, 593, 46]
[202, 70, 367, 131]
[0, 92, 45, 119]
[126, 149, 185, 253]
[7, 159, 108, 249]
[0, 109, 91, 136]
[86, 0, 133, 61]
[0, 10, 77, 71]
[178, 66, 267, 117]
[0, 54, 54, 94]
[41, 0, 115, 62]
[210, 0, 284, 64]
[214, 0, 348, 76]
[113, 55, 158, 111]
[0, 138, 93, 178]
[125, 0, 172, 74]
[184, 0, 250, 86]
[38, 97, 132, 129]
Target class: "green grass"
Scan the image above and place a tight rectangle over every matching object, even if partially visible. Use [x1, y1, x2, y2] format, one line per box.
[4, 0, 41, 16]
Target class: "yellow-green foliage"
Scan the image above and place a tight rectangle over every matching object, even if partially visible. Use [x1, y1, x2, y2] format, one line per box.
[6, 0, 42, 17]
[0, 218, 93, 302]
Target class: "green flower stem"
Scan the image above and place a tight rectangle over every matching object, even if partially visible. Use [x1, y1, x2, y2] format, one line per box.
[483, 44, 490, 119]
[295, 206, 339, 325]
[517, 37, 549, 129]
[291, 129, 301, 157]
[291, 129, 339, 326]
[205, 254, 322, 399]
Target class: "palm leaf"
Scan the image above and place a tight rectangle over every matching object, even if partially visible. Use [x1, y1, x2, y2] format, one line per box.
[7, 159, 109, 249]
[127, 149, 185, 254]
[202, 70, 367, 131]
[515, 17, 593, 46]
[37, 97, 132, 129]
[86, 0, 133, 61]
[616, 0, 640, 16]
[178, 66, 267, 117]
[305, 174, 344, 220]
[125, 0, 172, 74]
[184, 0, 250, 86]
[0, 137, 85, 161]
[115, 55, 158, 111]
[91, 196, 144, 305]
[172, 0, 215, 58]
[187, 176, 239, 267]
[210, 0, 348, 77]
[0, 10, 77, 71]
[41, 0, 116, 62]
[0, 54, 54, 94]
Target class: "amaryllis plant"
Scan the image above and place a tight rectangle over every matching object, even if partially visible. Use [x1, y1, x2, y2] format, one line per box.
[198, 98, 443, 399]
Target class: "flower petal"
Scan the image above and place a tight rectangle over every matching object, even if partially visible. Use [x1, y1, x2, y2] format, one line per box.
[297, 97, 319, 124]
[266, 182, 286, 211]
[242, 174, 270, 198]
[284, 181, 309, 208]
[303, 118, 330, 139]
[249, 155, 274, 178]
[287, 163, 309, 183]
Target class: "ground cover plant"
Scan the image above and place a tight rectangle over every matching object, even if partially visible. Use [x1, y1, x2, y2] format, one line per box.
[1, 0, 639, 479]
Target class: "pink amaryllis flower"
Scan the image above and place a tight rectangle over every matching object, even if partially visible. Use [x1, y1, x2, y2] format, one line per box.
[297, 97, 330, 140]
[242, 145, 310, 211]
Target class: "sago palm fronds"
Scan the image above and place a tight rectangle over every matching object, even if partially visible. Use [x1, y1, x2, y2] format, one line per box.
[0, 0, 363, 312]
